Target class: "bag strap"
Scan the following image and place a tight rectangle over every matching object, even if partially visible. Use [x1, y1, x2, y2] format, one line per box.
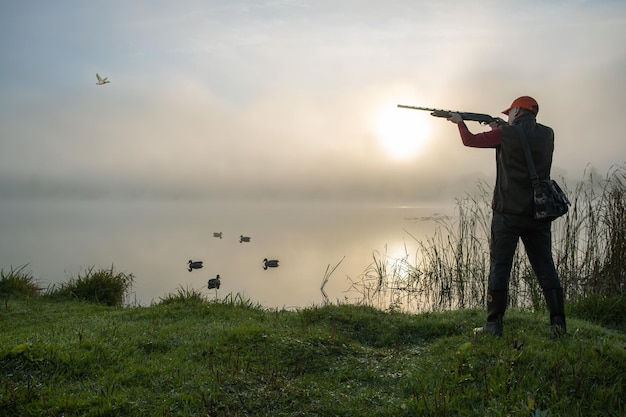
[514, 125, 541, 189]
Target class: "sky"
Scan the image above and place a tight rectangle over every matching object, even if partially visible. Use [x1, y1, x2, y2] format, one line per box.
[1, 0, 626, 205]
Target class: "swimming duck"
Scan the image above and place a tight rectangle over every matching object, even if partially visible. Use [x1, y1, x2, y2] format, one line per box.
[188, 260, 203, 272]
[263, 258, 279, 270]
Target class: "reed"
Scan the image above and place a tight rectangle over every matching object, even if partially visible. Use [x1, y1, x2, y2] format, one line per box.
[555, 165, 626, 298]
[353, 165, 626, 312]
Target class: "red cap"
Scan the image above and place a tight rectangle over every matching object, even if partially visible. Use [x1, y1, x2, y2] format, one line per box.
[502, 96, 539, 115]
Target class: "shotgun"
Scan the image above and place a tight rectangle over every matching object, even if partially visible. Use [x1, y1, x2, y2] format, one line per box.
[397, 104, 505, 126]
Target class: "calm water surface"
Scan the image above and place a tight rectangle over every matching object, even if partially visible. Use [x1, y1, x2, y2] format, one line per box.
[0, 200, 452, 308]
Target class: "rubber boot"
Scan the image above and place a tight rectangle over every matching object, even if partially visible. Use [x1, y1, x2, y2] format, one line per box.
[544, 288, 567, 338]
[474, 289, 507, 336]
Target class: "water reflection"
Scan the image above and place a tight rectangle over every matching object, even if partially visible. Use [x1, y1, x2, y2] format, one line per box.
[0, 200, 451, 308]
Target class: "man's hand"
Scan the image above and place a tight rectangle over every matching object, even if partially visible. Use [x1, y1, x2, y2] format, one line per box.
[447, 112, 463, 124]
[489, 117, 506, 129]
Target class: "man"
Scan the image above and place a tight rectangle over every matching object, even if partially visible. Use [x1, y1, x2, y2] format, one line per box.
[447, 96, 566, 337]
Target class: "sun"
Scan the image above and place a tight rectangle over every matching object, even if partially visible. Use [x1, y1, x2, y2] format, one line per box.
[374, 104, 431, 160]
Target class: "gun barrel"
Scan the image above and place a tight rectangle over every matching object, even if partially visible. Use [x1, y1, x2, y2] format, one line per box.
[397, 105, 439, 112]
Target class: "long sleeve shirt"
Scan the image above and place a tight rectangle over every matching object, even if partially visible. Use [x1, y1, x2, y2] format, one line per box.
[457, 121, 502, 148]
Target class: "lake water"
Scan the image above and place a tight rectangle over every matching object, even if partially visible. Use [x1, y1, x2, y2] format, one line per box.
[0, 200, 452, 308]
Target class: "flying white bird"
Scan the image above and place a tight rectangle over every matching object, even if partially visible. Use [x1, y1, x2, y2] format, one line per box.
[96, 73, 110, 85]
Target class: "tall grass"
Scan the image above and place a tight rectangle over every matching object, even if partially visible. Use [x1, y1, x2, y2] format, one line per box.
[556, 165, 626, 298]
[0, 265, 40, 299]
[45, 265, 134, 307]
[352, 165, 626, 312]
[158, 285, 207, 305]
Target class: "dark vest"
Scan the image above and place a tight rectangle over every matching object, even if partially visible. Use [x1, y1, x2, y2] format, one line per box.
[493, 113, 554, 216]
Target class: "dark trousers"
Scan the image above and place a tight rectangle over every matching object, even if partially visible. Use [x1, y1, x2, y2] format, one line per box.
[489, 211, 562, 292]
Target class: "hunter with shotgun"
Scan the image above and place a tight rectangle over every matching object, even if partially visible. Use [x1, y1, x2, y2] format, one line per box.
[400, 97, 567, 338]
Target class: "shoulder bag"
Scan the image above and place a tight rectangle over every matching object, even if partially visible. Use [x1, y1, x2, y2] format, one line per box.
[515, 125, 570, 221]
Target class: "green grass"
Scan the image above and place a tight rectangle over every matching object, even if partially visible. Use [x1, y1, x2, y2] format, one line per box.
[1, 295, 624, 416]
[44, 265, 134, 307]
[0, 265, 40, 299]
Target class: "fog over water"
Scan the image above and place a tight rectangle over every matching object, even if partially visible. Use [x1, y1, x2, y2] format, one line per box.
[0, 199, 452, 308]
[3, 1, 625, 309]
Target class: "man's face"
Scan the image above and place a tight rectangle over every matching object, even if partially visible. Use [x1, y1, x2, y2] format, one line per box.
[507, 107, 520, 125]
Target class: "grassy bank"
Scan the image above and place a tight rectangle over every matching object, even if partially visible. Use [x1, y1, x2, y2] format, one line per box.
[1, 294, 625, 416]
